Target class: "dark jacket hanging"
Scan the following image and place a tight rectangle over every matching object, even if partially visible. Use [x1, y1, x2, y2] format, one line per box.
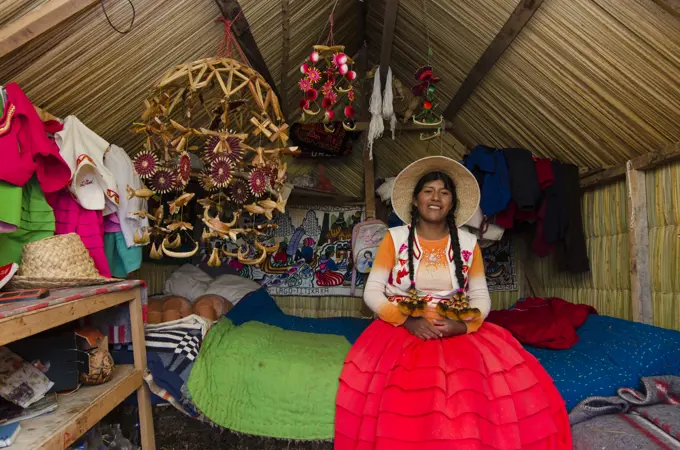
[502, 148, 542, 211]
[558, 163, 590, 273]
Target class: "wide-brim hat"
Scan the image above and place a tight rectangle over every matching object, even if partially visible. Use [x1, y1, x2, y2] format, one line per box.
[391, 156, 480, 226]
[7, 233, 117, 289]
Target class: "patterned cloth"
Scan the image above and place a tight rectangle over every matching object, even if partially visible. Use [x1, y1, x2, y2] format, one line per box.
[203, 205, 365, 297]
[112, 315, 211, 417]
[481, 234, 517, 291]
[570, 376, 680, 449]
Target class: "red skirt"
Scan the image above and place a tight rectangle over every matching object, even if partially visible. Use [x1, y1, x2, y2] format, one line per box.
[335, 320, 572, 450]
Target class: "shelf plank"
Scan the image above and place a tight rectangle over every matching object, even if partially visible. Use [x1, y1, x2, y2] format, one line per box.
[0, 290, 136, 347]
[13, 365, 143, 450]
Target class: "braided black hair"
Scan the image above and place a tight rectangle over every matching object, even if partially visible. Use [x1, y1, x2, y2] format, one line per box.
[408, 204, 418, 290]
[407, 172, 466, 291]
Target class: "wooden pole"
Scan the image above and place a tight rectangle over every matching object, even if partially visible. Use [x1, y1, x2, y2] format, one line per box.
[279, 0, 290, 116]
[379, 0, 399, 86]
[214, 0, 283, 117]
[581, 142, 680, 189]
[443, 0, 544, 121]
[626, 161, 653, 324]
[0, 0, 98, 58]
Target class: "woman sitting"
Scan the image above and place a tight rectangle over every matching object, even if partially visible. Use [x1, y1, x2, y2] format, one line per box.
[335, 156, 572, 450]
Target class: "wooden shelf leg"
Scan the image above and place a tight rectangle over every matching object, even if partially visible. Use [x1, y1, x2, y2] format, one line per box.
[129, 290, 156, 449]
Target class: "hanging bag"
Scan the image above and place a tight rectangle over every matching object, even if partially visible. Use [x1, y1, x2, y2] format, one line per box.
[350, 219, 388, 296]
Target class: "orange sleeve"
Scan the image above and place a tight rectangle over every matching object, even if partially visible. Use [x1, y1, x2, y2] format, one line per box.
[363, 232, 408, 326]
[464, 244, 491, 334]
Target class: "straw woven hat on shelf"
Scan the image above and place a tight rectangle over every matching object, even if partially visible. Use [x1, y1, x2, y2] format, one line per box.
[391, 156, 480, 226]
[8, 233, 116, 289]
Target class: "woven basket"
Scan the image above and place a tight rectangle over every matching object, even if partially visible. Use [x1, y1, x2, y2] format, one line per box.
[8, 233, 115, 289]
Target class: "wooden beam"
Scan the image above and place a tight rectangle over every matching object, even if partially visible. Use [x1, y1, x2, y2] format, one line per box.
[363, 135, 376, 219]
[279, 0, 290, 115]
[651, 0, 680, 18]
[443, 0, 545, 120]
[378, 0, 399, 87]
[626, 161, 653, 324]
[0, 0, 97, 58]
[581, 141, 680, 189]
[355, 119, 453, 132]
[214, 0, 283, 114]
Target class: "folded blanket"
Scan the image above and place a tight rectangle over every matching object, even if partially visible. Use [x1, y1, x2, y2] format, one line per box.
[487, 297, 596, 349]
[187, 318, 351, 440]
[570, 376, 680, 449]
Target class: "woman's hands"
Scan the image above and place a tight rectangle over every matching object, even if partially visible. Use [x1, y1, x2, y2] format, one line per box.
[404, 316, 467, 340]
[433, 318, 467, 338]
[404, 316, 442, 340]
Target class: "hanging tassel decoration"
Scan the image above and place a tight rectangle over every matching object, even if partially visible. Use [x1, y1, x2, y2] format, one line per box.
[367, 67, 384, 160]
[382, 66, 396, 139]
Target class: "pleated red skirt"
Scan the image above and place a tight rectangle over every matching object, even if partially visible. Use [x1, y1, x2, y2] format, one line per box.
[335, 320, 572, 450]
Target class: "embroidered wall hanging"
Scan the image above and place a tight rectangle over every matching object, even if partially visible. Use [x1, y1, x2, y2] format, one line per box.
[197, 205, 365, 296]
[481, 235, 517, 292]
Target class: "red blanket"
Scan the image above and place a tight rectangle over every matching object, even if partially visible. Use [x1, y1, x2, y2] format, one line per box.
[486, 297, 597, 349]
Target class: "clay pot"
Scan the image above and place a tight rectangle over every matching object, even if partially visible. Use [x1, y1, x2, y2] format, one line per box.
[193, 294, 229, 322]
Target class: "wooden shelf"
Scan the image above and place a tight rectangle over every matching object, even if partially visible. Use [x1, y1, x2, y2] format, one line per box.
[0, 290, 137, 347]
[13, 365, 143, 450]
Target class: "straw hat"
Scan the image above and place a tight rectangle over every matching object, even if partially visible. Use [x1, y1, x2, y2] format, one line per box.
[8, 233, 116, 289]
[391, 156, 480, 226]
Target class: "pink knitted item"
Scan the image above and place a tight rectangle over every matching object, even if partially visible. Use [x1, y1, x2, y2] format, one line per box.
[45, 189, 111, 277]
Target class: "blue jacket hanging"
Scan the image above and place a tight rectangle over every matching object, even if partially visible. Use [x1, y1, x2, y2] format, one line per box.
[464, 145, 511, 217]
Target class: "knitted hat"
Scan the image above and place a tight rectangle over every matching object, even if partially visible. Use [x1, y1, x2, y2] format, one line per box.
[391, 156, 480, 226]
[8, 233, 116, 289]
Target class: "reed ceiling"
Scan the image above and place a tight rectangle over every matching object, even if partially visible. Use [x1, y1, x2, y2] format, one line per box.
[1, 0, 679, 195]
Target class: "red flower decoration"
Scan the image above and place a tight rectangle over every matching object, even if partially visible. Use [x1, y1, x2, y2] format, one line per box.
[321, 81, 335, 96]
[306, 67, 321, 84]
[150, 168, 177, 194]
[344, 106, 356, 118]
[299, 98, 310, 109]
[305, 89, 318, 101]
[347, 89, 355, 102]
[249, 166, 268, 197]
[133, 150, 158, 179]
[210, 157, 232, 188]
[298, 78, 311, 91]
[178, 152, 191, 182]
[229, 179, 249, 204]
[423, 101, 433, 110]
[322, 97, 333, 109]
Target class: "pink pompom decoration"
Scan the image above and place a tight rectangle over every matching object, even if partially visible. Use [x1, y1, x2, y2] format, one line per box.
[333, 53, 348, 66]
[347, 70, 357, 81]
[310, 51, 320, 63]
[344, 106, 356, 118]
[325, 110, 335, 121]
[338, 64, 349, 76]
[300, 63, 309, 74]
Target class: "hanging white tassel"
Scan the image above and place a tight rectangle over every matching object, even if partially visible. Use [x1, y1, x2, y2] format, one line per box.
[367, 67, 384, 160]
[382, 67, 396, 139]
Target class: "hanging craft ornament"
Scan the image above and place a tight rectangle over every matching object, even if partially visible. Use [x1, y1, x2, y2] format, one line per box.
[297, 2, 358, 132]
[132, 53, 299, 265]
[411, 1, 443, 140]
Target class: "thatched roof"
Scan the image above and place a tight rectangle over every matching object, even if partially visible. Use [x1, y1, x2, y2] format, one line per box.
[1, 0, 679, 197]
